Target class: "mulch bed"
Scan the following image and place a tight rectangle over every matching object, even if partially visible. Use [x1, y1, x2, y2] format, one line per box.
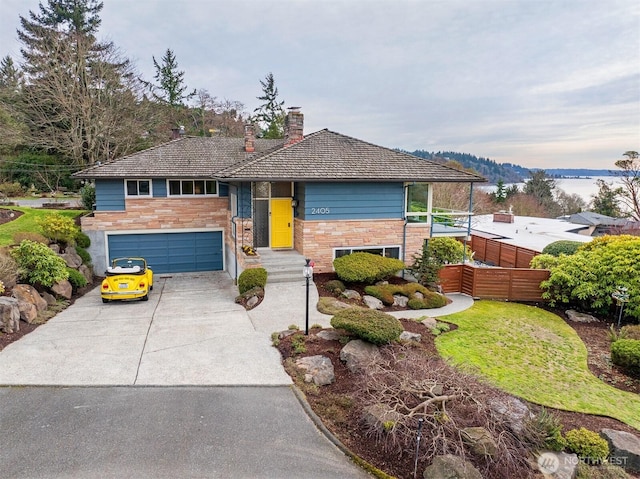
[0, 208, 24, 225]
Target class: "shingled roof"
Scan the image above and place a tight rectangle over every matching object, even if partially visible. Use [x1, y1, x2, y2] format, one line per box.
[74, 136, 282, 179]
[75, 129, 486, 183]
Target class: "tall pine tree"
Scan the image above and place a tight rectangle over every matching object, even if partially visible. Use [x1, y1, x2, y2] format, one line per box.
[253, 72, 285, 139]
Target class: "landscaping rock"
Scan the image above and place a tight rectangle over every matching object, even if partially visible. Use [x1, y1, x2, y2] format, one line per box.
[317, 330, 341, 341]
[17, 301, 38, 324]
[51, 280, 72, 299]
[363, 295, 384, 310]
[461, 426, 498, 457]
[488, 396, 532, 433]
[536, 451, 579, 479]
[565, 309, 598, 323]
[421, 317, 438, 329]
[601, 428, 640, 472]
[60, 249, 83, 269]
[12, 284, 48, 312]
[340, 339, 381, 373]
[399, 331, 422, 342]
[341, 289, 361, 300]
[362, 403, 402, 433]
[49, 244, 60, 254]
[78, 264, 93, 283]
[246, 295, 259, 309]
[295, 355, 335, 386]
[0, 297, 20, 334]
[414, 291, 424, 300]
[41, 291, 57, 306]
[393, 295, 409, 307]
[278, 329, 298, 339]
[423, 454, 483, 479]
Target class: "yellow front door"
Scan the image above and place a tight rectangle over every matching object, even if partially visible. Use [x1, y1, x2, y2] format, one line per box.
[270, 198, 293, 248]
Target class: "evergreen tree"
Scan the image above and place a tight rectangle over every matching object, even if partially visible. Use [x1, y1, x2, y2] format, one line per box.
[0, 56, 26, 151]
[591, 179, 622, 217]
[524, 169, 560, 216]
[253, 72, 285, 139]
[492, 179, 506, 203]
[151, 48, 195, 107]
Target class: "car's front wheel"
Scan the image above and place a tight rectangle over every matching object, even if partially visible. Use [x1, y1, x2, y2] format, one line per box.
[141, 294, 149, 301]
[102, 298, 109, 304]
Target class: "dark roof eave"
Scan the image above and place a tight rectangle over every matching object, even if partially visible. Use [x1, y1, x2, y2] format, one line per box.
[217, 176, 487, 183]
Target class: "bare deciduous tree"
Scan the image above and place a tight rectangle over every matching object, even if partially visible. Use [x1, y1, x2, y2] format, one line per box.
[614, 151, 640, 221]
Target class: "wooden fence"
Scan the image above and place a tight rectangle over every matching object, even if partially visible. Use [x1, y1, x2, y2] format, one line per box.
[439, 264, 550, 302]
[470, 235, 539, 268]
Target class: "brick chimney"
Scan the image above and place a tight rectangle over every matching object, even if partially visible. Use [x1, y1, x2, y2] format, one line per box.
[284, 107, 303, 146]
[493, 211, 514, 223]
[244, 123, 255, 153]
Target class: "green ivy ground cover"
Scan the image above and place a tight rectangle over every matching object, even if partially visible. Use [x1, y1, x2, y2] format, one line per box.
[436, 300, 640, 430]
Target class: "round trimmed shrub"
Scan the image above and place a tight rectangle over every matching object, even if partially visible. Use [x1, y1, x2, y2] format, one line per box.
[330, 308, 403, 345]
[75, 231, 91, 248]
[564, 427, 609, 463]
[238, 267, 268, 294]
[66, 267, 88, 289]
[610, 339, 640, 370]
[542, 240, 583, 257]
[333, 252, 405, 284]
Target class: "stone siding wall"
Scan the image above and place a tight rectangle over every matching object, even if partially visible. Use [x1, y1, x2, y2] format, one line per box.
[81, 197, 228, 231]
[294, 218, 430, 273]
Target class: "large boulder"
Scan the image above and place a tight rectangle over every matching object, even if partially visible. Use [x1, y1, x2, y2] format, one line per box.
[59, 247, 83, 268]
[341, 289, 361, 300]
[40, 291, 57, 307]
[393, 295, 409, 307]
[12, 284, 48, 312]
[78, 264, 93, 284]
[295, 355, 335, 386]
[399, 331, 422, 342]
[17, 301, 38, 324]
[461, 427, 498, 457]
[0, 297, 21, 333]
[363, 295, 384, 310]
[488, 396, 532, 434]
[423, 454, 483, 479]
[601, 428, 640, 472]
[362, 403, 402, 433]
[340, 339, 381, 373]
[565, 310, 598, 323]
[51, 280, 72, 299]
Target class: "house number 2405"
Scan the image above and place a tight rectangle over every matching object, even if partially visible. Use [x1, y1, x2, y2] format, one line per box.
[311, 207, 331, 215]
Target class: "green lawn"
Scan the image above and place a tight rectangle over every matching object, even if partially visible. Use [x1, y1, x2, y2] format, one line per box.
[436, 300, 640, 430]
[0, 206, 87, 246]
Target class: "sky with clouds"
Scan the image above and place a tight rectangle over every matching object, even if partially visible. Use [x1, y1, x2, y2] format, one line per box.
[1, 0, 638, 170]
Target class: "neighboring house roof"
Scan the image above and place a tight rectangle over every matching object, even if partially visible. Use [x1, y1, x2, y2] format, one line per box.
[471, 214, 593, 252]
[74, 129, 486, 183]
[568, 211, 629, 226]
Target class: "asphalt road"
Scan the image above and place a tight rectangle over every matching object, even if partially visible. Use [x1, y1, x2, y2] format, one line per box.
[0, 386, 370, 479]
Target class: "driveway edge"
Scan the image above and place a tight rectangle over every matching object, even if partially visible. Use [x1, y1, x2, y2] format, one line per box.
[290, 385, 396, 479]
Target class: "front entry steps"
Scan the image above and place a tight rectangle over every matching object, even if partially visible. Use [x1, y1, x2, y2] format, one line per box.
[258, 249, 308, 284]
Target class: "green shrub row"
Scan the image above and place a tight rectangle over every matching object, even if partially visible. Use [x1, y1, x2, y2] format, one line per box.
[364, 282, 447, 309]
[238, 267, 268, 294]
[610, 339, 640, 370]
[330, 308, 403, 345]
[333, 252, 405, 284]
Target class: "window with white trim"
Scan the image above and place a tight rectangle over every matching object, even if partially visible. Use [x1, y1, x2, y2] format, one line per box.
[125, 179, 151, 197]
[405, 183, 430, 223]
[333, 246, 401, 260]
[168, 179, 218, 196]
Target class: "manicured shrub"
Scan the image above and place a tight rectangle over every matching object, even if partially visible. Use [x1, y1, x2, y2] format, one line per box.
[542, 240, 583, 257]
[12, 231, 50, 245]
[75, 246, 92, 265]
[620, 324, 640, 341]
[325, 279, 346, 294]
[330, 308, 403, 345]
[565, 427, 609, 463]
[610, 339, 640, 370]
[10, 240, 69, 287]
[238, 267, 268, 294]
[66, 267, 88, 289]
[333, 252, 405, 284]
[75, 231, 91, 248]
[37, 213, 79, 245]
[364, 282, 446, 309]
[529, 253, 561, 270]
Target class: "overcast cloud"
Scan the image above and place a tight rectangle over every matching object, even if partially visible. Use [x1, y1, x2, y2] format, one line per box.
[1, 0, 638, 169]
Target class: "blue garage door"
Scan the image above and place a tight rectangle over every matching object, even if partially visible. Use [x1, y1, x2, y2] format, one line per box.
[108, 232, 223, 273]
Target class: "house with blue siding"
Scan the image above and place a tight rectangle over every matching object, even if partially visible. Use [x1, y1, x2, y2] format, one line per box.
[75, 109, 485, 278]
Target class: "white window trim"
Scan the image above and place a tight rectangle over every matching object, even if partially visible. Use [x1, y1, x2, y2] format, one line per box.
[332, 245, 402, 261]
[166, 179, 219, 197]
[125, 179, 153, 197]
[404, 182, 432, 222]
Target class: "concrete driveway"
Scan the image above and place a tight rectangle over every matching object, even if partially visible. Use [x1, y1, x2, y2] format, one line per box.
[0, 273, 291, 386]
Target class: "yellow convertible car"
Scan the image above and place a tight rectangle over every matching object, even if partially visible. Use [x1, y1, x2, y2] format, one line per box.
[101, 257, 153, 303]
